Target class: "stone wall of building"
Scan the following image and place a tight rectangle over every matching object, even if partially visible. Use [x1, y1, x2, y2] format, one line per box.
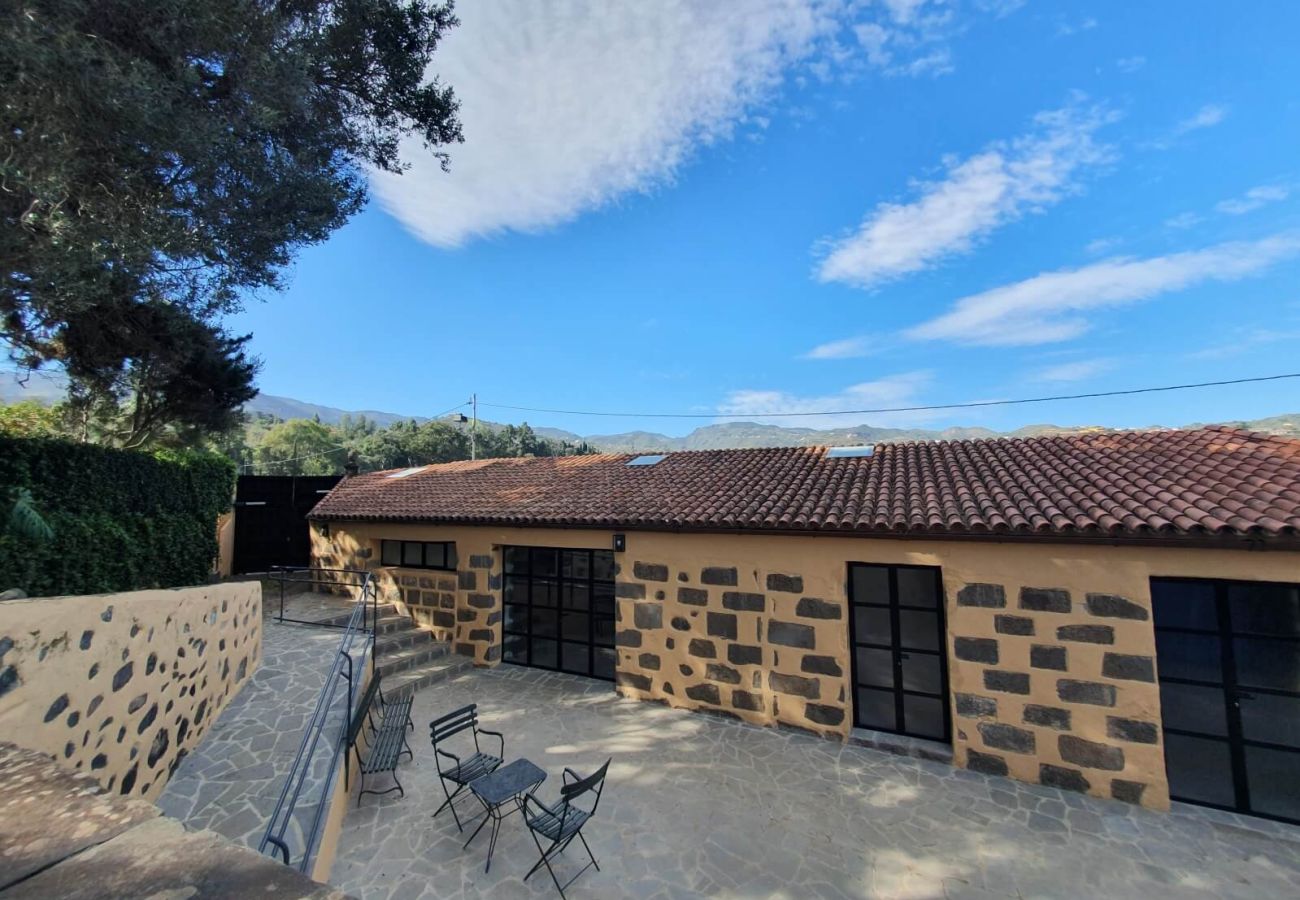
[312, 518, 1300, 813]
[0, 582, 262, 801]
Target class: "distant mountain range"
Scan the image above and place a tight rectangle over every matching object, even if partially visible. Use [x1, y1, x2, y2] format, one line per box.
[4, 377, 1297, 449]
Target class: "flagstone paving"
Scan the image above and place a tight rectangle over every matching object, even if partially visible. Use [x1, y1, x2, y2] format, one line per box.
[331, 665, 1300, 900]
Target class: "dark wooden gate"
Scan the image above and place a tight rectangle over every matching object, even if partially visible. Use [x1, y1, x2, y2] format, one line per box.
[231, 475, 342, 574]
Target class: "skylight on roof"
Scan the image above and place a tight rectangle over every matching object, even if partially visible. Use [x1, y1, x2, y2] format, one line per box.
[627, 454, 667, 466]
[826, 446, 874, 458]
[386, 466, 428, 479]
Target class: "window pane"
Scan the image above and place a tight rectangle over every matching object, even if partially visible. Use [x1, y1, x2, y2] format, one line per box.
[562, 550, 590, 579]
[530, 639, 558, 669]
[444, 543, 458, 570]
[1165, 733, 1236, 807]
[1229, 583, 1300, 637]
[1159, 682, 1228, 736]
[1234, 638, 1300, 692]
[530, 608, 558, 639]
[532, 548, 558, 578]
[503, 576, 528, 606]
[853, 607, 891, 646]
[896, 568, 939, 608]
[1239, 693, 1300, 748]
[855, 687, 896, 732]
[899, 610, 940, 652]
[851, 566, 890, 605]
[592, 583, 615, 617]
[381, 540, 401, 566]
[402, 542, 422, 567]
[561, 611, 589, 642]
[900, 653, 942, 694]
[561, 642, 590, 675]
[562, 583, 590, 611]
[1152, 580, 1219, 631]
[855, 647, 895, 689]
[423, 542, 445, 569]
[504, 547, 530, 574]
[593, 617, 615, 647]
[592, 551, 615, 581]
[532, 580, 557, 608]
[503, 604, 527, 633]
[904, 694, 945, 739]
[1245, 746, 1300, 820]
[1154, 632, 1223, 683]
[594, 647, 617, 680]
[503, 633, 526, 664]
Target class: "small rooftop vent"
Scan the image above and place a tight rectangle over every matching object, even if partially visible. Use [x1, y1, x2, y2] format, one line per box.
[826, 446, 874, 459]
[386, 466, 428, 479]
[627, 454, 667, 467]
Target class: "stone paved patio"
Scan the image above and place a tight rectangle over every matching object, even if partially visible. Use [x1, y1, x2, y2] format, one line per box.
[332, 666, 1300, 900]
[159, 596, 365, 863]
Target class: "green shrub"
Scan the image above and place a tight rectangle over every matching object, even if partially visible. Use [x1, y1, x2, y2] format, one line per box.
[0, 437, 235, 596]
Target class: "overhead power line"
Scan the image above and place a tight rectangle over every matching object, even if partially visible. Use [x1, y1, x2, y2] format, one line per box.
[478, 372, 1300, 420]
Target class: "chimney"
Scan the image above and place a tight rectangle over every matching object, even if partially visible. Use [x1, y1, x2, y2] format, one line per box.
[343, 451, 359, 477]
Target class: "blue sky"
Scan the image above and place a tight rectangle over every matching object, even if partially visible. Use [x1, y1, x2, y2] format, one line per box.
[231, 1, 1300, 438]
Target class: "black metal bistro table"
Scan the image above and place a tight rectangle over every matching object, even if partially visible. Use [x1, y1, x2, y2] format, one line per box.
[463, 758, 547, 872]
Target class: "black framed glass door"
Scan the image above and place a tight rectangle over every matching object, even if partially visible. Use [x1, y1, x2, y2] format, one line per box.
[847, 563, 950, 742]
[502, 546, 617, 681]
[1153, 577, 1300, 824]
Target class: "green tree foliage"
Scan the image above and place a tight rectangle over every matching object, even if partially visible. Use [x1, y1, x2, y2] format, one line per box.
[1, 0, 462, 433]
[254, 418, 343, 475]
[0, 400, 62, 437]
[0, 436, 235, 595]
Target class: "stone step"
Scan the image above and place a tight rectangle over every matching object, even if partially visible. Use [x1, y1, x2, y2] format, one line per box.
[303, 602, 400, 629]
[383, 652, 474, 699]
[376, 640, 452, 678]
[374, 626, 437, 655]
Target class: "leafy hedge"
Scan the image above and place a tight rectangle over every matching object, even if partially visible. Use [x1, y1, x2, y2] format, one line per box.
[0, 437, 235, 596]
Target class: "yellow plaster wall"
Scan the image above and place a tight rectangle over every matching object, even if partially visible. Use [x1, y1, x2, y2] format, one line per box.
[0, 582, 262, 801]
[313, 519, 1300, 811]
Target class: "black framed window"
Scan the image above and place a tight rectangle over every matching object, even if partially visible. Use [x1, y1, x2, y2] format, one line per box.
[502, 546, 616, 681]
[380, 539, 457, 571]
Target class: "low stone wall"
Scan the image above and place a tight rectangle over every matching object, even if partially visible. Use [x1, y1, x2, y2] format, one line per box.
[0, 582, 261, 800]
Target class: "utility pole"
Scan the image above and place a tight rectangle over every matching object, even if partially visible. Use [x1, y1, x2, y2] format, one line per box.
[470, 393, 478, 460]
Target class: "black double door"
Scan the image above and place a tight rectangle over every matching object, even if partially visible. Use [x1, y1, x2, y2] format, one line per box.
[501, 547, 617, 681]
[847, 563, 950, 742]
[1153, 577, 1300, 823]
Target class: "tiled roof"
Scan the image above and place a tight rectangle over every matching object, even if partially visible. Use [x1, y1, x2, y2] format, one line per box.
[309, 426, 1300, 546]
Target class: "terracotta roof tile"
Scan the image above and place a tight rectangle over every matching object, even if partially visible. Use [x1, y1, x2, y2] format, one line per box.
[309, 426, 1300, 546]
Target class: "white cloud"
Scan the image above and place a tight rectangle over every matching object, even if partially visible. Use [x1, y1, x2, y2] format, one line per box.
[849, 0, 976, 79]
[1164, 211, 1204, 230]
[1116, 55, 1146, 73]
[718, 371, 936, 428]
[907, 234, 1300, 346]
[1084, 237, 1120, 255]
[371, 0, 843, 248]
[801, 335, 881, 360]
[1188, 326, 1300, 360]
[1174, 103, 1229, 135]
[1216, 184, 1290, 215]
[1033, 358, 1116, 382]
[815, 102, 1116, 289]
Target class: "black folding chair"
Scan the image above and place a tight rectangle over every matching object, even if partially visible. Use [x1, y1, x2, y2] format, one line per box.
[429, 703, 505, 830]
[522, 759, 611, 899]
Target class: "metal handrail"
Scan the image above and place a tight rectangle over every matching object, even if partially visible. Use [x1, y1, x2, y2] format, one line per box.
[258, 567, 377, 872]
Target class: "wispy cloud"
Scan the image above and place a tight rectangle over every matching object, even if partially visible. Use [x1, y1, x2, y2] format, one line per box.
[849, 0, 1010, 79]
[906, 234, 1300, 346]
[1032, 358, 1116, 382]
[1216, 184, 1290, 215]
[718, 371, 936, 428]
[371, 1, 844, 248]
[1116, 56, 1146, 73]
[815, 102, 1116, 289]
[1188, 326, 1300, 360]
[1055, 17, 1098, 37]
[1084, 237, 1121, 255]
[1174, 103, 1229, 136]
[1164, 211, 1204, 230]
[801, 335, 882, 360]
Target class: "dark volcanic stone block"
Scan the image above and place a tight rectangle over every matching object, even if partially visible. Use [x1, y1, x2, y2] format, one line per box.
[677, 587, 708, 606]
[1085, 593, 1149, 621]
[633, 602, 663, 630]
[701, 567, 738, 586]
[801, 655, 842, 676]
[1022, 704, 1071, 730]
[728, 644, 762, 666]
[1102, 653, 1155, 682]
[768, 621, 815, 649]
[796, 597, 841, 619]
[806, 704, 845, 726]
[769, 672, 820, 699]
[957, 583, 1005, 608]
[1057, 624, 1114, 644]
[685, 683, 720, 705]
[978, 721, 1035, 754]
[688, 639, 717, 659]
[1111, 779, 1146, 804]
[1059, 735, 1125, 771]
[633, 562, 669, 582]
[983, 670, 1030, 694]
[638, 653, 661, 671]
[1057, 679, 1115, 706]
[706, 663, 741, 684]
[732, 690, 762, 711]
[707, 612, 737, 640]
[1040, 763, 1090, 794]
[1107, 716, 1158, 744]
[966, 750, 1008, 776]
[722, 592, 765, 612]
[994, 615, 1035, 636]
[615, 629, 642, 648]
[955, 637, 999, 664]
[766, 573, 804, 593]
[617, 671, 652, 691]
[1020, 587, 1070, 614]
[616, 582, 647, 600]
[1030, 645, 1068, 671]
[955, 693, 997, 718]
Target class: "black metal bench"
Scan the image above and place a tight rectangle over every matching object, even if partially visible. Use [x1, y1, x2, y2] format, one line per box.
[347, 675, 414, 807]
